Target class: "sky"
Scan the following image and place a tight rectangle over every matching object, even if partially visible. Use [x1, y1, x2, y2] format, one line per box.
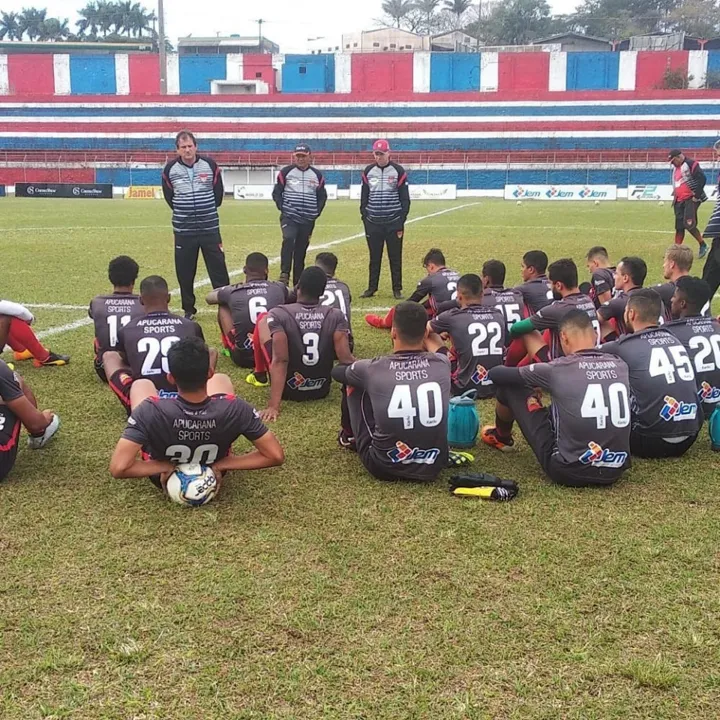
[1, 0, 582, 53]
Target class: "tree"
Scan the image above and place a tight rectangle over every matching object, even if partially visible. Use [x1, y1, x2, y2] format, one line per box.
[414, 0, 442, 32]
[571, 0, 680, 39]
[668, 0, 720, 37]
[38, 17, 71, 41]
[443, 0, 473, 28]
[483, 0, 553, 45]
[381, 0, 415, 27]
[76, 2, 100, 38]
[18, 7, 48, 41]
[0, 11, 22, 40]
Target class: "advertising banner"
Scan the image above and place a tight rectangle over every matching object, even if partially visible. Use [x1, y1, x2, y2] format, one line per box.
[125, 186, 163, 199]
[349, 184, 457, 201]
[15, 182, 113, 199]
[234, 184, 338, 200]
[504, 184, 617, 201]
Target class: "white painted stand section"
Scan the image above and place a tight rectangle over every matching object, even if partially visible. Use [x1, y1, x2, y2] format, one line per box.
[413, 52, 431, 93]
[53, 54, 71, 95]
[480, 52, 498, 92]
[115, 53, 129, 95]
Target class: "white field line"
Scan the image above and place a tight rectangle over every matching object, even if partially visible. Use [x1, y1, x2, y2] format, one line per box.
[27, 203, 481, 339]
[0, 223, 361, 233]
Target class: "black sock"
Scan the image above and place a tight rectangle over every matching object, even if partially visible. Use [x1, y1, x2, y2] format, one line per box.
[254, 371, 268, 383]
[495, 415, 514, 439]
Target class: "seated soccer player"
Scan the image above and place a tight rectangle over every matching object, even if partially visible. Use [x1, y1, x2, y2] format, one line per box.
[654, 245, 703, 318]
[109, 337, 284, 489]
[205, 253, 288, 368]
[599, 289, 701, 458]
[247, 266, 354, 422]
[315, 252, 353, 330]
[0, 359, 60, 481]
[365, 248, 459, 329]
[666, 276, 720, 420]
[514, 250, 553, 314]
[509, 258, 598, 363]
[482, 310, 631, 488]
[480, 259, 527, 332]
[89, 255, 142, 383]
[597, 256, 649, 340]
[333, 301, 451, 482]
[102, 275, 209, 413]
[585, 246, 616, 308]
[426, 273, 506, 398]
[0, 301, 69, 368]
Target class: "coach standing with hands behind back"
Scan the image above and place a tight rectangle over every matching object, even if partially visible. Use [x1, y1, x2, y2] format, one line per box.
[162, 130, 230, 319]
[360, 140, 411, 299]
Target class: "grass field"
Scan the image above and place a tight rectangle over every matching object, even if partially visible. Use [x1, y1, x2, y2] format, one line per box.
[2, 197, 720, 719]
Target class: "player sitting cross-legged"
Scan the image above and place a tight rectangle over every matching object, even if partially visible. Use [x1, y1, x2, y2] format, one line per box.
[0, 301, 70, 368]
[89, 255, 143, 383]
[425, 273, 507, 398]
[0, 359, 60, 482]
[483, 310, 632, 488]
[246, 266, 354, 422]
[102, 275, 210, 413]
[109, 337, 284, 490]
[205, 253, 288, 368]
[665, 276, 720, 421]
[365, 248, 460, 329]
[333, 301, 454, 482]
[599, 289, 701, 458]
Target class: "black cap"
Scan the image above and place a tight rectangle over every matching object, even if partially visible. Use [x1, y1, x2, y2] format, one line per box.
[668, 148, 683, 158]
[294, 143, 311, 154]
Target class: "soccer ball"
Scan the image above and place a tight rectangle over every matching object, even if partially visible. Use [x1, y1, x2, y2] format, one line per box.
[659, 201, 665, 207]
[594, 200, 600, 205]
[516, 200, 522, 206]
[166, 463, 218, 507]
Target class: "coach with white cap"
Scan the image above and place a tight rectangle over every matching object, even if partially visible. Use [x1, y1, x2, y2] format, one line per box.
[360, 140, 411, 299]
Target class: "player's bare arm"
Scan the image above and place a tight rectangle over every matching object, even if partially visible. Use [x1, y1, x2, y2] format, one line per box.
[205, 289, 221, 305]
[424, 331, 446, 353]
[5, 395, 55, 436]
[262, 331, 290, 422]
[109, 439, 176, 479]
[333, 331, 355, 366]
[213, 432, 285, 473]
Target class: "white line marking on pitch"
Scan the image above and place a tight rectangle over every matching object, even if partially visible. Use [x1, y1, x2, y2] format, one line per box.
[30, 203, 480, 339]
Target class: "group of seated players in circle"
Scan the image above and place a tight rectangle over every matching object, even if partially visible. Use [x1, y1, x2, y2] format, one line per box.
[0, 241, 718, 491]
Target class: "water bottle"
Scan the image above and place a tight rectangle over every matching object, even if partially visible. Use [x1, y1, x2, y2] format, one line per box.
[447, 390, 480, 449]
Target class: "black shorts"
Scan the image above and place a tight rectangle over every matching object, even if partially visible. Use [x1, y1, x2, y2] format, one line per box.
[227, 328, 254, 368]
[0, 406, 21, 482]
[109, 369, 133, 413]
[497, 385, 627, 487]
[630, 430, 699, 459]
[675, 200, 698, 233]
[93, 340, 108, 383]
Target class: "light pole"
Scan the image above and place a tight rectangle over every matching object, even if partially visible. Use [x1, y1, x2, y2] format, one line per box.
[158, 0, 167, 94]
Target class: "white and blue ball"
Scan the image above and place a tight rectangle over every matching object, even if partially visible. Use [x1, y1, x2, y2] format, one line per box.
[166, 463, 218, 507]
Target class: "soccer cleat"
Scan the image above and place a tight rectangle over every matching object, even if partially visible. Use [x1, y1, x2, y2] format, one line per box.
[365, 314, 389, 329]
[699, 242, 709, 259]
[13, 349, 33, 362]
[337, 429, 357, 452]
[481, 426, 515, 452]
[6, 362, 15, 371]
[33, 352, 70, 368]
[220, 347, 231, 358]
[184, 311, 196, 321]
[245, 372, 269, 388]
[393, 290, 403, 300]
[28, 413, 60, 450]
[360, 289, 376, 299]
[447, 450, 474, 468]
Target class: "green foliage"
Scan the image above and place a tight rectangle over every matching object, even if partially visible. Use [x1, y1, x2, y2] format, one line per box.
[482, 0, 554, 45]
[658, 66, 690, 88]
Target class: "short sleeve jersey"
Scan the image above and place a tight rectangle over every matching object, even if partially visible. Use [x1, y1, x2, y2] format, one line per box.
[218, 280, 288, 342]
[518, 350, 632, 471]
[514, 276, 553, 314]
[530, 292, 599, 358]
[344, 351, 451, 481]
[598, 288, 665, 335]
[415, 268, 461, 313]
[666, 315, 720, 411]
[600, 327, 701, 438]
[320, 277, 353, 331]
[481, 286, 527, 333]
[589, 267, 616, 308]
[0, 360, 23, 403]
[267, 302, 349, 401]
[122, 393, 267, 464]
[655, 281, 711, 320]
[431, 304, 507, 397]
[118, 311, 205, 393]
[88, 292, 143, 355]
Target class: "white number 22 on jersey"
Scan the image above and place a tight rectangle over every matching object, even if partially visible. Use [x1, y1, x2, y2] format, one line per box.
[388, 382, 443, 430]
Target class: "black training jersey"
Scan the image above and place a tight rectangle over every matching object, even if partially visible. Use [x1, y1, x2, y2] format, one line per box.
[481, 286, 527, 333]
[122, 393, 267, 464]
[410, 268, 461, 313]
[514, 276, 553, 314]
[89, 292, 143, 356]
[0, 359, 23, 403]
[589, 267, 616, 308]
[530, 292, 599, 358]
[267, 302, 349, 401]
[344, 351, 451, 482]
[431, 304, 507, 397]
[519, 350, 632, 472]
[118, 311, 204, 393]
[320, 277, 353, 331]
[600, 327, 701, 438]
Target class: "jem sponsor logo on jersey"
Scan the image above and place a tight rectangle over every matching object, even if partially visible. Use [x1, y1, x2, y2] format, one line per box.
[287, 372, 326, 391]
[579, 441, 628, 469]
[242, 335, 254, 351]
[471, 365, 492, 385]
[158, 390, 179, 399]
[387, 441, 441, 465]
[660, 395, 698, 422]
[698, 381, 720, 403]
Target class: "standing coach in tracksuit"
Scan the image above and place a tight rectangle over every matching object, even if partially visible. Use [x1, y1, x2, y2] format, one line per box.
[360, 139, 411, 299]
[272, 143, 328, 286]
[162, 130, 230, 319]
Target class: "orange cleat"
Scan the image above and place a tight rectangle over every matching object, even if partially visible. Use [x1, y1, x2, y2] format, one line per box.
[481, 426, 515, 452]
[365, 314, 389, 329]
[13, 349, 33, 361]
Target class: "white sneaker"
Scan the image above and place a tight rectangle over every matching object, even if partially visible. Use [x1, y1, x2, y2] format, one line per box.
[28, 414, 60, 450]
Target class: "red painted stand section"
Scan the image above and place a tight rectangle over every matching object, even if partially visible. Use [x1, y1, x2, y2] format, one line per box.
[635, 51, 689, 90]
[498, 53, 550, 92]
[243, 54, 276, 93]
[351, 53, 414, 95]
[0, 167, 95, 184]
[128, 54, 160, 95]
[7, 55, 55, 95]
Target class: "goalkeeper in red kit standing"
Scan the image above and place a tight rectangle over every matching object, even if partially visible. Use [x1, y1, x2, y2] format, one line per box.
[669, 149, 708, 259]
